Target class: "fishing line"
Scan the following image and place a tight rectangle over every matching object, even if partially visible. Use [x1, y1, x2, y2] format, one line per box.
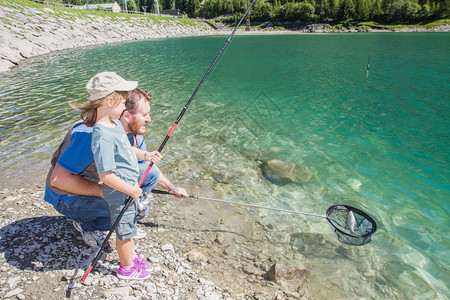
[151, 189, 377, 246]
[81, 0, 258, 283]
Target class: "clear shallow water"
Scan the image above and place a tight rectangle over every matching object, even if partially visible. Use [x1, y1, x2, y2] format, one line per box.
[0, 33, 449, 298]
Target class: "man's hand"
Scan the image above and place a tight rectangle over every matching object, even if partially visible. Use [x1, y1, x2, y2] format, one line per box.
[171, 187, 189, 198]
[156, 169, 188, 198]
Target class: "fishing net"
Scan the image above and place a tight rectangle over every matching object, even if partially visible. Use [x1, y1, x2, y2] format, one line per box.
[326, 204, 377, 246]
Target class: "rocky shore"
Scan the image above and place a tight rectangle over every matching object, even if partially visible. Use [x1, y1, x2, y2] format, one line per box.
[0, 185, 315, 299]
[0, 1, 215, 73]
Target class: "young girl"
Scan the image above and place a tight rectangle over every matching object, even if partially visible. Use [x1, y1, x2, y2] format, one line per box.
[76, 71, 153, 280]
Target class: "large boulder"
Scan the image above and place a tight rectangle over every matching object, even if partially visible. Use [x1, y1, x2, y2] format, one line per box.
[267, 263, 314, 299]
[305, 23, 332, 32]
[261, 159, 313, 184]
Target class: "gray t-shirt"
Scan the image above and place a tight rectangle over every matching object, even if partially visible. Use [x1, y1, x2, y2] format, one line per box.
[92, 119, 139, 201]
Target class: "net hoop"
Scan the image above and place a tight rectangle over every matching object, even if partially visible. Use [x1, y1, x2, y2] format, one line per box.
[326, 204, 377, 246]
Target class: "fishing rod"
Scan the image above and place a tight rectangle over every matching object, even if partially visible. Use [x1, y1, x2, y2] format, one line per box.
[81, 0, 258, 283]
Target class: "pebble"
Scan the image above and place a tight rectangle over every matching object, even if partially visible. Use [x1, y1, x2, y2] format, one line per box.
[161, 243, 174, 252]
[17, 294, 26, 300]
[4, 288, 23, 298]
[0, 185, 319, 299]
[103, 286, 131, 297]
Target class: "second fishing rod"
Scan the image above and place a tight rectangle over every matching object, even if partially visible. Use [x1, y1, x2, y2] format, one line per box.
[81, 0, 258, 283]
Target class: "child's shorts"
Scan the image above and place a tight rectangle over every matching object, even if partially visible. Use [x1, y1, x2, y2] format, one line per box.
[104, 186, 137, 241]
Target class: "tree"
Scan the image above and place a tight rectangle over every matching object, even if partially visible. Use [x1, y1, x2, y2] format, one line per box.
[201, 0, 220, 18]
[233, 0, 246, 12]
[315, 0, 329, 19]
[370, 0, 383, 20]
[175, 0, 187, 11]
[298, 2, 316, 20]
[385, 0, 404, 22]
[251, 0, 274, 20]
[327, 0, 340, 19]
[400, 0, 421, 22]
[419, 0, 431, 18]
[433, 0, 449, 18]
[355, 0, 370, 20]
[338, 0, 356, 19]
[162, 0, 174, 9]
[223, 0, 235, 13]
[186, 0, 201, 16]
[128, 0, 139, 11]
[276, 2, 315, 21]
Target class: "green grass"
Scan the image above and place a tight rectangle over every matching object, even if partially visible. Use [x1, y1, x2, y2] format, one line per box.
[333, 19, 449, 30]
[0, 0, 207, 28]
[418, 19, 450, 28]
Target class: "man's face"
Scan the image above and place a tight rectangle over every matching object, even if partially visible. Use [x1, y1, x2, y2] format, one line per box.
[128, 100, 151, 135]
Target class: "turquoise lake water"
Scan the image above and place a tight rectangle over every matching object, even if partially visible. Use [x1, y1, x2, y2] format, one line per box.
[0, 33, 449, 298]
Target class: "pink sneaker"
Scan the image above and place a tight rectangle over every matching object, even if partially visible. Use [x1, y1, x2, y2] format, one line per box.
[133, 253, 153, 272]
[117, 264, 150, 280]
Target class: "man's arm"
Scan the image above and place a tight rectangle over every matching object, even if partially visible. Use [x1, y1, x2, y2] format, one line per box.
[50, 164, 103, 198]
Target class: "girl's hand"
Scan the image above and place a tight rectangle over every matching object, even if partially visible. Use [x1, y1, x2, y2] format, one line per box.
[131, 183, 142, 201]
[144, 151, 162, 165]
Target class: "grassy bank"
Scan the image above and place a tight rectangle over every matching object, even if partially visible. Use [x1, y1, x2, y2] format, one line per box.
[0, 0, 206, 28]
[335, 19, 450, 30]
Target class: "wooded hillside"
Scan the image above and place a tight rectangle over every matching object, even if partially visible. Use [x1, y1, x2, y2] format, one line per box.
[63, 0, 449, 24]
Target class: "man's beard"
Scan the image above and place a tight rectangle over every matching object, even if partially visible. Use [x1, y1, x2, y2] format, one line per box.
[128, 118, 146, 135]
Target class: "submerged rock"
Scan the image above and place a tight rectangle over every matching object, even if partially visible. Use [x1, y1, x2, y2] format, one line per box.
[267, 263, 314, 299]
[261, 159, 314, 184]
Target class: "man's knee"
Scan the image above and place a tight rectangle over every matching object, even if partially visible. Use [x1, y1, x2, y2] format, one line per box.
[139, 164, 160, 190]
[140, 164, 159, 177]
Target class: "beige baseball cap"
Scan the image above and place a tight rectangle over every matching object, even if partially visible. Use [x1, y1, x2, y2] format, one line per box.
[86, 72, 138, 101]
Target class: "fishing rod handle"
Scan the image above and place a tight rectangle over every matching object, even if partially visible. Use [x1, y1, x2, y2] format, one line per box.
[81, 194, 135, 283]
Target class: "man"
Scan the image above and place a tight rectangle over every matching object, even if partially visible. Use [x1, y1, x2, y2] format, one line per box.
[44, 73, 188, 248]
[121, 87, 187, 200]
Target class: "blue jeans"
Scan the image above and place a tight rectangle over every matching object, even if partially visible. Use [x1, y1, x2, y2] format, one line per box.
[139, 163, 160, 193]
[56, 196, 111, 232]
[58, 163, 161, 232]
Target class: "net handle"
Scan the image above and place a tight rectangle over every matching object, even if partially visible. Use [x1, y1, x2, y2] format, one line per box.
[151, 191, 378, 244]
[151, 189, 327, 219]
